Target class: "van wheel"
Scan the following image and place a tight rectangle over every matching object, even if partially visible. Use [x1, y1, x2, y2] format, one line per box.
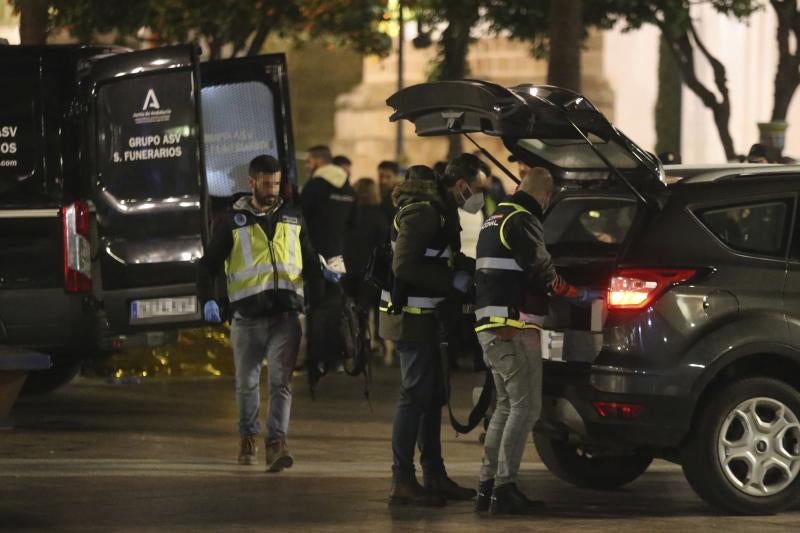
[534, 432, 652, 489]
[20, 358, 81, 396]
[681, 377, 800, 515]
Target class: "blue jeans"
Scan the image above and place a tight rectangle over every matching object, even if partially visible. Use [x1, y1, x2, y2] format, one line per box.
[391, 340, 447, 483]
[231, 311, 301, 441]
[477, 329, 542, 487]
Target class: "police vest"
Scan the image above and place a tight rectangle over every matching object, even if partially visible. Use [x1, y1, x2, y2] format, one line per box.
[379, 201, 452, 315]
[474, 202, 543, 333]
[224, 212, 304, 303]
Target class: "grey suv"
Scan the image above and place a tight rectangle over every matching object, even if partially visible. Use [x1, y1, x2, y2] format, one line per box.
[387, 80, 800, 515]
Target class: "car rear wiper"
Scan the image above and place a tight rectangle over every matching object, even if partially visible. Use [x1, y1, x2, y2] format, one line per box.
[463, 132, 521, 185]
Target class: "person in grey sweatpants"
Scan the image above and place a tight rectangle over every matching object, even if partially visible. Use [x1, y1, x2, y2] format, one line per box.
[473, 167, 599, 514]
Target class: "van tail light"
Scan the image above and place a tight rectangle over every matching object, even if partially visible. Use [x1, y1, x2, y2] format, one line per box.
[607, 268, 696, 310]
[63, 202, 92, 293]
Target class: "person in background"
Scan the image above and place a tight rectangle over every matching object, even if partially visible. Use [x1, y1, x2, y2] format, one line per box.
[333, 154, 352, 181]
[378, 160, 402, 222]
[198, 154, 321, 472]
[301, 145, 356, 388]
[343, 178, 391, 359]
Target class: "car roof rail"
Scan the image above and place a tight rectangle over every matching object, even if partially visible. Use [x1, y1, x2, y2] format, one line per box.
[664, 164, 800, 184]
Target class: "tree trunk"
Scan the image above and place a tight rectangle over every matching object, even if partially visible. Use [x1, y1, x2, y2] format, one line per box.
[664, 24, 737, 161]
[439, 12, 474, 160]
[655, 35, 682, 156]
[19, 0, 49, 45]
[770, 0, 800, 121]
[547, 0, 583, 91]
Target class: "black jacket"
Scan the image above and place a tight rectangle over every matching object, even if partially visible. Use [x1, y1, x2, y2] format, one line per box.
[300, 164, 356, 260]
[197, 195, 321, 319]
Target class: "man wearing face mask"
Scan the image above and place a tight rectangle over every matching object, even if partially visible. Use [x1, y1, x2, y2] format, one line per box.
[473, 166, 600, 515]
[380, 155, 486, 507]
[198, 155, 321, 472]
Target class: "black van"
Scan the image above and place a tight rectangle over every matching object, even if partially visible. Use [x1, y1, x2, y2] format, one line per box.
[0, 44, 295, 392]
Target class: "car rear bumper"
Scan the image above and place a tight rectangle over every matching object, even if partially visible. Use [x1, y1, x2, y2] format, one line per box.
[539, 361, 694, 449]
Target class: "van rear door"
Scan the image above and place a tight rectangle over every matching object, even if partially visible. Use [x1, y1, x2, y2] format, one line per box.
[199, 54, 296, 204]
[88, 45, 205, 332]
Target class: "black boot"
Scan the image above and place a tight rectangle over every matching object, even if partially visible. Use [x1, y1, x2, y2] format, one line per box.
[389, 478, 447, 507]
[489, 483, 545, 515]
[475, 479, 494, 512]
[425, 475, 477, 501]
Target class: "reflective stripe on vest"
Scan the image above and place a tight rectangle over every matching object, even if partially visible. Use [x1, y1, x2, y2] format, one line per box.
[379, 290, 443, 315]
[225, 219, 303, 303]
[476, 257, 522, 271]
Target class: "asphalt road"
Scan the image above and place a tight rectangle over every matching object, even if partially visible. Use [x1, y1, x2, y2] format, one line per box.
[2, 367, 799, 532]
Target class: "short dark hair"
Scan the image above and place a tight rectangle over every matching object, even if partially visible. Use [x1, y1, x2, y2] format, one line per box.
[333, 155, 351, 167]
[249, 154, 281, 176]
[443, 153, 482, 187]
[308, 145, 332, 163]
[378, 160, 400, 174]
[405, 164, 437, 182]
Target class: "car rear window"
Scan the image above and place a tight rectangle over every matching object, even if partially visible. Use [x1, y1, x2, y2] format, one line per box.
[545, 196, 637, 255]
[696, 200, 791, 257]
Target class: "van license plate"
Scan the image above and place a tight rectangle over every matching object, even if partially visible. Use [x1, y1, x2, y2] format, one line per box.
[131, 296, 197, 320]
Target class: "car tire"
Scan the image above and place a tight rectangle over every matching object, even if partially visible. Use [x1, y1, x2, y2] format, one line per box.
[20, 358, 81, 396]
[534, 431, 653, 489]
[681, 377, 800, 515]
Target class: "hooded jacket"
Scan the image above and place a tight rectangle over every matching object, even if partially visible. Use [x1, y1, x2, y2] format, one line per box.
[197, 195, 321, 319]
[378, 178, 462, 343]
[300, 164, 356, 260]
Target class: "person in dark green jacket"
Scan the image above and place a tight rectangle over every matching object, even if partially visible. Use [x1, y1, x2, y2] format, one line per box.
[380, 155, 487, 507]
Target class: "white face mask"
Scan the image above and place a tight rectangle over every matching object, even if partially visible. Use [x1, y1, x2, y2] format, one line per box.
[460, 183, 485, 214]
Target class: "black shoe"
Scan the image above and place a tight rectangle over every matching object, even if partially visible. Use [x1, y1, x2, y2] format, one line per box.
[475, 479, 494, 512]
[388, 478, 447, 507]
[489, 483, 545, 515]
[425, 475, 476, 501]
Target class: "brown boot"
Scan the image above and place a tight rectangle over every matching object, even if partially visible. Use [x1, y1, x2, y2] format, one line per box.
[388, 478, 446, 507]
[266, 440, 294, 473]
[238, 435, 258, 465]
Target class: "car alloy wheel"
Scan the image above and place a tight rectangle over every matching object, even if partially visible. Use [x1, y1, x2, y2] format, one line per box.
[717, 396, 800, 497]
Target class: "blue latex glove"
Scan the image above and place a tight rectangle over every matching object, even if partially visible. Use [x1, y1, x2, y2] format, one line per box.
[322, 266, 343, 283]
[452, 270, 472, 294]
[203, 300, 222, 323]
[577, 288, 605, 303]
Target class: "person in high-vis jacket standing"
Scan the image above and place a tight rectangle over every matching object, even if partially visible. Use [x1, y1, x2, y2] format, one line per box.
[473, 167, 600, 515]
[198, 155, 321, 472]
[380, 155, 487, 507]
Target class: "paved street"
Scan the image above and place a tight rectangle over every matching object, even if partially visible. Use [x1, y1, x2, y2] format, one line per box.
[2, 366, 799, 532]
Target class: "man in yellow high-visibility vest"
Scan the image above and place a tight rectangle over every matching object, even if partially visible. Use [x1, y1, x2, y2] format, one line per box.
[198, 155, 321, 472]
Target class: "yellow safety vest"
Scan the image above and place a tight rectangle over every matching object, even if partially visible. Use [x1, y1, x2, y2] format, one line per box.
[224, 218, 304, 303]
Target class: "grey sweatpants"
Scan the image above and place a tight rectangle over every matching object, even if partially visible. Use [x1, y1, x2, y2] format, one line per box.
[477, 329, 543, 487]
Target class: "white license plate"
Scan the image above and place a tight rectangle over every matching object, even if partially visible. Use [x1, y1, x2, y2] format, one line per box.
[131, 296, 197, 320]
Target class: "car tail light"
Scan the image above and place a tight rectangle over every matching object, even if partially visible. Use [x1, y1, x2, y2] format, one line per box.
[593, 401, 644, 420]
[63, 201, 92, 293]
[607, 268, 696, 310]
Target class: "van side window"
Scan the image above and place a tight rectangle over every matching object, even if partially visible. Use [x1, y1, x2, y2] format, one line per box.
[696, 200, 791, 257]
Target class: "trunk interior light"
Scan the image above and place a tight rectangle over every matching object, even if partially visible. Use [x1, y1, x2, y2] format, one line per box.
[593, 401, 644, 419]
[607, 269, 696, 310]
[63, 202, 92, 293]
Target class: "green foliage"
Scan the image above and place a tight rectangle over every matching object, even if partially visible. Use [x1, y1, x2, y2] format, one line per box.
[9, 0, 392, 58]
